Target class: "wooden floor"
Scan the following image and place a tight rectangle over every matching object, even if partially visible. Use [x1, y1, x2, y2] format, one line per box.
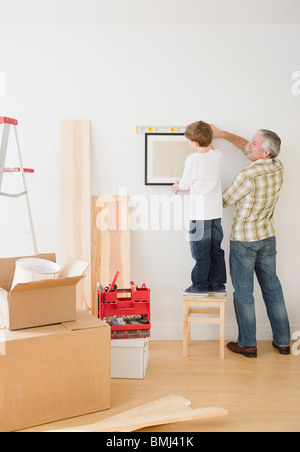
[20, 340, 300, 432]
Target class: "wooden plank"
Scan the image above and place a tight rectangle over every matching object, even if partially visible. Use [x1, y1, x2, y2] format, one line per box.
[91, 195, 130, 316]
[60, 120, 91, 310]
[49, 394, 228, 432]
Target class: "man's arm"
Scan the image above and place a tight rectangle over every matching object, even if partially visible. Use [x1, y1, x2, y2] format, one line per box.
[210, 124, 248, 151]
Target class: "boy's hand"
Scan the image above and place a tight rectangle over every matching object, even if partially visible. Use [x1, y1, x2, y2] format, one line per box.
[172, 181, 180, 195]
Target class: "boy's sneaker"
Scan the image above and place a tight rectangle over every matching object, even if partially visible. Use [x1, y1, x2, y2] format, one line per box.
[181, 286, 209, 297]
[209, 290, 226, 297]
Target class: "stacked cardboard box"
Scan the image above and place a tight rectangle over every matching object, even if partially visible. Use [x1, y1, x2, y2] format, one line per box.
[0, 254, 111, 432]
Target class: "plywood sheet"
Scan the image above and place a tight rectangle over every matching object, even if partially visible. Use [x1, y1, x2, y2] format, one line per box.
[60, 120, 91, 310]
[91, 195, 130, 316]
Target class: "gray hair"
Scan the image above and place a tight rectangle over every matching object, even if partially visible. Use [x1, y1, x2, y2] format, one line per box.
[257, 129, 281, 158]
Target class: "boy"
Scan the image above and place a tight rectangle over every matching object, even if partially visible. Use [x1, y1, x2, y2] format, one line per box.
[172, 121, 226, 297]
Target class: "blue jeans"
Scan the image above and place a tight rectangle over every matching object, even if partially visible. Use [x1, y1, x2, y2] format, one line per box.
[189, 219, 226, 292]
[230, 237, 290, 347]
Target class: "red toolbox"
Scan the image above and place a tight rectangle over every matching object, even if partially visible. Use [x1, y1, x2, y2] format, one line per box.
[98, 284, 151, 339]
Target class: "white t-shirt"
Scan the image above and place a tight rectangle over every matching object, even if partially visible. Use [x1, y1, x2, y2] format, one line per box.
[179, 148, 223, 220]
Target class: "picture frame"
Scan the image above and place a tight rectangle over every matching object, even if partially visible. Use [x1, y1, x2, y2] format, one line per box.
[145, 133, 193, 186]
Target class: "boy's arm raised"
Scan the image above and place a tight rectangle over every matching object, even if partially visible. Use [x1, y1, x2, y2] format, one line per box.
[210, 124, 248, 151]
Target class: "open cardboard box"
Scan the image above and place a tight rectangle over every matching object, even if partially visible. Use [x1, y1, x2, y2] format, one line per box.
[0, 253, 89, 330]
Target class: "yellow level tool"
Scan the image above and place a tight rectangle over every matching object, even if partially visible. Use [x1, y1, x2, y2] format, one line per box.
[136, 126, 186, 134]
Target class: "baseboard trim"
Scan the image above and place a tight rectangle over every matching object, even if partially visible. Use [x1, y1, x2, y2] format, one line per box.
[149, 323, 300, 341]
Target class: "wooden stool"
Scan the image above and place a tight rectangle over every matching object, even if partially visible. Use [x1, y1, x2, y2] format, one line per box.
[183, 295, 227, 359]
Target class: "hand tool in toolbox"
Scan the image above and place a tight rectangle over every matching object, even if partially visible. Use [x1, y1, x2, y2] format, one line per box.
[109, 271, 119, 291]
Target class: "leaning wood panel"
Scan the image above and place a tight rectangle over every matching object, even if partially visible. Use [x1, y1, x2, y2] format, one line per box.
[91, 195, 130, 317]
[60, 120, 91, 310]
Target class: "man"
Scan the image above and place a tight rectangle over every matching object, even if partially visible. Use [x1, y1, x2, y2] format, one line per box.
[211, 125, 290, 358]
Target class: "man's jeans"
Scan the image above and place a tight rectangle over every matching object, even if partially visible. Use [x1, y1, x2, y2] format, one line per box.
[230, 237, 290, 347]
[189, 219, 226, 292]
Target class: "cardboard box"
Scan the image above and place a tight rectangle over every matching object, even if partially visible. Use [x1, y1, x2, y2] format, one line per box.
[0, 253, 88, 330]
[0, 311, 111, 432]
[111, 338, 149, 379]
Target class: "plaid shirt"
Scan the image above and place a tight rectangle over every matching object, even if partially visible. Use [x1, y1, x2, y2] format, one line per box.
[223, 146, 284, 242]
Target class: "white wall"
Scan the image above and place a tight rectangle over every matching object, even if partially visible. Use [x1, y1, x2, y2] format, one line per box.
[0, 4, 300, 340]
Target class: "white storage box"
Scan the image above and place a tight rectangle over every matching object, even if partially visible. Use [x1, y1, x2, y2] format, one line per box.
[111, 338, 149, 379]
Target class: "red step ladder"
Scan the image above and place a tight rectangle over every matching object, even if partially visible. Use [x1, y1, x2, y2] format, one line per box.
[0, 116, 38, 254]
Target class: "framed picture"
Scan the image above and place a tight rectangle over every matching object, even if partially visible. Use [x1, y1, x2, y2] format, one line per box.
[145, 133, 193, 185]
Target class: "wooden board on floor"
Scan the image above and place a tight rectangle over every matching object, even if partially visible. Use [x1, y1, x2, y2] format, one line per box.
[91, 195, 130, 316]
[50, 394, 228, 432]
[60, 120, 91, 310]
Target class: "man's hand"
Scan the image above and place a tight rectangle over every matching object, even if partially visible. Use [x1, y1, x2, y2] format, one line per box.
[172, 181, 180, 195]
[210, 124, 225, 139]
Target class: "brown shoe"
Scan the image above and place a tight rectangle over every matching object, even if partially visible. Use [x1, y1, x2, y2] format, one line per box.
[272, 342, 290, 355]
[227, 341, 257, 358]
